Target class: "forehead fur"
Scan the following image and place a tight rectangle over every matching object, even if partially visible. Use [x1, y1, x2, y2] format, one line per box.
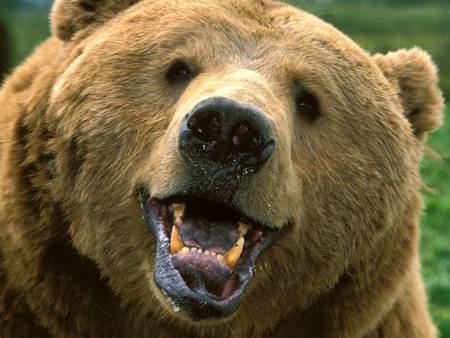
[53, 0, 388, 114]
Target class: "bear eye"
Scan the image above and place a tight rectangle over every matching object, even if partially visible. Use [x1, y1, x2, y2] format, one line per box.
[295, 84, 321, 123]
[166, 60, 195, 86]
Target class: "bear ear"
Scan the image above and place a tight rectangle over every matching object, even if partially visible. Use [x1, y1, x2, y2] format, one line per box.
[373, 48, 444, 140]
[51, 0, 141, 41]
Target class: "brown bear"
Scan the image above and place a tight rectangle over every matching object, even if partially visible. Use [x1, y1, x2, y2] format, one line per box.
[0, 0, 444, 337]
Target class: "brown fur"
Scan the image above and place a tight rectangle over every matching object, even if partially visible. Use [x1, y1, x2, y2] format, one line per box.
[0, 1, 444, 337]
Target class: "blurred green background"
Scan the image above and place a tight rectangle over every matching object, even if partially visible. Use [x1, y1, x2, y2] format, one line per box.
[0, 0, 448, 336]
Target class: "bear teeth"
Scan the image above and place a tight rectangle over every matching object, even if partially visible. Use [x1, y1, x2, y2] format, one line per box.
[238, 221, 250, 237]
[169, 203, 248, 269]
[172, 203, 185, 225]
[170, 225, 184, 254]
[172, 236, 245, 270]
[223, 237, 245, 269]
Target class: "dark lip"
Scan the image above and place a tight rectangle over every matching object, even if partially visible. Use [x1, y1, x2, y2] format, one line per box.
[138, 188, 281, 321]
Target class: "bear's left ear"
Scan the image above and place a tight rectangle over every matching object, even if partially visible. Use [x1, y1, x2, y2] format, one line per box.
[51, 0, 141, 41]
[373, 48, 444, 140]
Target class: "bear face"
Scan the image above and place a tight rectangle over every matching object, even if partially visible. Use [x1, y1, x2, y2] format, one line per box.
[0, 0, 443, 336]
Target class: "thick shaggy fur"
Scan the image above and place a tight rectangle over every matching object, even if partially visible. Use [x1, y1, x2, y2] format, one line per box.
[0, 1, 444, 337]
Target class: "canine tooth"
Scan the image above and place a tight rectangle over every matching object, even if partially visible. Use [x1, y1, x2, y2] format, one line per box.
[238, 222, 250, 237]
[172, 203, 186, 224]
[170, 226, 184, 255]
[224, 237, 244, 270]
[181, 247, 190, 255]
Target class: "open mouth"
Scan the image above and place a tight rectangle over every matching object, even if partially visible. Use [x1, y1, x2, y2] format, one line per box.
[138, 188, 280, 321]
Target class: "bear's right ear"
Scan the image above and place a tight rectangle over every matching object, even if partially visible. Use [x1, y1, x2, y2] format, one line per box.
[51, 0, 141, 41]
[373, 48, 444, 141]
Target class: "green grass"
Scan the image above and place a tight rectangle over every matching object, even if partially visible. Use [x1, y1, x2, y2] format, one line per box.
[0, 9, 49, 75]
[1, 4, 449, 337]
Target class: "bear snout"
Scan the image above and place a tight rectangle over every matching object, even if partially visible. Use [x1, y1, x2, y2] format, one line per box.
[178, 96, 275, 177]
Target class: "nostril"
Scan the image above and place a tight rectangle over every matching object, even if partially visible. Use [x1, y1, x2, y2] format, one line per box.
[232, 123, 262, 153]
[232, 124, 248, 147]
[236, 124, 249, 136]
[189, 113, 221, 142]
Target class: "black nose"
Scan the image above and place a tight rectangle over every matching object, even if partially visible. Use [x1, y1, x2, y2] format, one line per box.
[179, 96, 275, 176]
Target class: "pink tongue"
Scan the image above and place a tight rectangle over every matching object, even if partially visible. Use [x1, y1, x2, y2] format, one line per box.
[178, 216, 240, 254]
